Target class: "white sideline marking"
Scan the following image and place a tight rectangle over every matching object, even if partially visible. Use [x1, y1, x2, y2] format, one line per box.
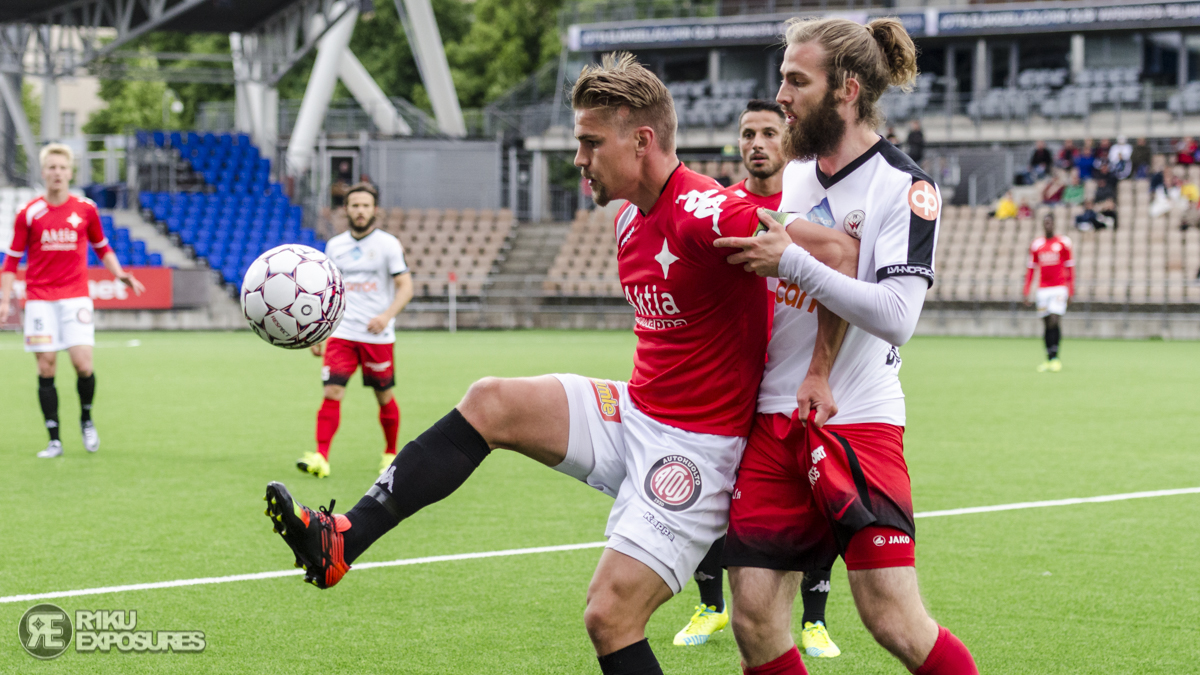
[2, 487, 1197, 605]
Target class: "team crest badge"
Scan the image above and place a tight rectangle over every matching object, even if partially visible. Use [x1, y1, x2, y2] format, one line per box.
[643, 455, 702, 512]
[843, 210, 865, 239]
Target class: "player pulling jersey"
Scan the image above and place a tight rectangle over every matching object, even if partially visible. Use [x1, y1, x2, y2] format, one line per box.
[727, 138, 940, 573]
[3, 195, 111, 351]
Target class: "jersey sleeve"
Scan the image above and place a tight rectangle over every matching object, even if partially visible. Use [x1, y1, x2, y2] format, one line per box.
[678, 189, 760, 262]
[387, 237, 409, 275]
[2, 208, 28, 272]
[873, 177, 939, 287]
[86, 204, 112, 257]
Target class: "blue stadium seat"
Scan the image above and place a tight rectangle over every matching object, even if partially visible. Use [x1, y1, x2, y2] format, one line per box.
[169, 132, 183, 147]
[149, 253, 163, 266]
[153, 131, 166, 147]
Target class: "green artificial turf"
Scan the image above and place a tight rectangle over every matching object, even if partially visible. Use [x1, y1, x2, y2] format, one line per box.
[1, 330, 1197, 673]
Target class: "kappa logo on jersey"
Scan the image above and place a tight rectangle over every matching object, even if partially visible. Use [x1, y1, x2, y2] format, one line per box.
[589, 379, 622, 422]
[676, 189, 727, 234]
[843, 210, 866, 239]
[805, 198, 836, 229]
[644, 455, 702, 511]
[885, 346, 901, 367]
[908, 181, 940, 220]
[774, 281, 818, 313]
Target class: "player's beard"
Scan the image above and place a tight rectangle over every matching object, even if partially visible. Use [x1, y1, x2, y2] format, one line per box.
[349, 215, 376, 235]
[782, 88, 846, 162]
[586, 174, 611, 207]
[746, 153, 784, 181]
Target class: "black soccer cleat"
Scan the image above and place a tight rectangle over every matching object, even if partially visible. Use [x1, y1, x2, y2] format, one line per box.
[263, 482, 351, 589]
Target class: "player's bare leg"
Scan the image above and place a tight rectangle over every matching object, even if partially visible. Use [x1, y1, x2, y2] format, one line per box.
[586, 549, 673, 655]
[728, 567, 807, 671]
[846, 567, 937, 668]
[67, 345, 99, 452]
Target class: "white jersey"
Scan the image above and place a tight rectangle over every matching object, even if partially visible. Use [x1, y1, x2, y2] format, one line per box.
[759, 139, 940, 425]
[325, 229, 409, 344]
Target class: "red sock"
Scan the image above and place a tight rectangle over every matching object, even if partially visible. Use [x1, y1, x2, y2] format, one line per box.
[744, 646, 808, 675]
[379, 398, 400, 454]
[913, 626, 978, 675]
[316, 398, 340, 459]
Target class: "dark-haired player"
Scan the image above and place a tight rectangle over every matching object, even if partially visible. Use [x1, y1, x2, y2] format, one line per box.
[262, 53, 857, 675]
[1024, 213, 1073, 372]
[297, 182, 414, 478]
[674, 99, 842, 660]
[0, 144, 144, 458]
[716, 17, 978, 675]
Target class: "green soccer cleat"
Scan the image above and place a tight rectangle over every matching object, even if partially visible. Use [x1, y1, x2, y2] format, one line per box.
[801, 621, 841, 658]
[1036, 360, 1052, 372]
[379, 452, 396, 475]
[673, 605, 729, 646]
[263, 482, 351, 589]
[1048, 358, 1062, 372]
[296, 452, 330, 478]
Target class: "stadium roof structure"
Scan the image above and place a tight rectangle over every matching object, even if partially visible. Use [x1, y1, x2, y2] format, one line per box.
[0, 0, 303, 34]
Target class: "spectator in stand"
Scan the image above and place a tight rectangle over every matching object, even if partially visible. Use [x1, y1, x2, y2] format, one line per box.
[1063, 170, 1085, 205]
[885, 126, 899, 146]
[1097, 197, 1118, 230]
[1030, 140, 1053, 179]
[1018, 199, 1033, 219]
[1075, 141, 1094, 180]
[1181, 176, 1199, 205]
[993, 191, 1018, 220]
[1181, 197, 1200, 231]
[1095, 138, 1113, 170]
[1093, 162, 1118, 202]
[1110, 136, 1133, 178]
[1150, 173, 1182, 218]
[1130, 138, 1152, 179]
[1042, 172, 1066, 204]
[1057, 139, 1078, 170]
[1075, 197, 1115, 231]
[1075, 199, 1099, 231]
[1176, 137, 1196, 165]
[907, 119, 924, 164]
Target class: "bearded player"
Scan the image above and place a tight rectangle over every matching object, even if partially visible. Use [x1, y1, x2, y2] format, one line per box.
[674, 99, 843, 660]
[0, 144, 145, 458]
[1024, 213, 1073, 372]
[261, 53, 857, 675]
[716, 18, 978, 675]
[297, 182, 414, 478]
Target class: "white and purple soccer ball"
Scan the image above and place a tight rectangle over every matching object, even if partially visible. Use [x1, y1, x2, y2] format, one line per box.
[241, 244, 345, 349]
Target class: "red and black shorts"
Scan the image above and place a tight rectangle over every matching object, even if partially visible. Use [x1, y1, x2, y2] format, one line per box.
[724, 411, 916, 572]
[321, 337, 396, 391]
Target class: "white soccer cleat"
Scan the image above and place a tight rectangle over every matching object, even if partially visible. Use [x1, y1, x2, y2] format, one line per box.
[37, 440, 64, 458]
[81, 421, 100, 453]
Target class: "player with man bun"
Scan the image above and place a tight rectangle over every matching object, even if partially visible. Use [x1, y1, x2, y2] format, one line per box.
[716, 17, 978, 675]
[0, 143, 145, 458]
[262, 53, 858, 675]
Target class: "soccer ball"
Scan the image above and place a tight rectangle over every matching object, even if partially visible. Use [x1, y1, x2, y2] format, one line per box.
[241, 244, 345, 349]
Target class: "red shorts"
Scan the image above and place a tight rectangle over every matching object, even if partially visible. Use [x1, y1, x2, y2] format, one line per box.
[724, 412, 916, 572]
[322, 337, 395, 391]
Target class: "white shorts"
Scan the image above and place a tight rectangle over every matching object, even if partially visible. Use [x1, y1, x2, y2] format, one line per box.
[551, 373, 746, 593]
[1036, 286, 1069, 317]
[23, 297, 95, 352]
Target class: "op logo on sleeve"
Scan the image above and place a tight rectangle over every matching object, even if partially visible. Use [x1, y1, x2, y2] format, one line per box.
[908, 181, 940, 220]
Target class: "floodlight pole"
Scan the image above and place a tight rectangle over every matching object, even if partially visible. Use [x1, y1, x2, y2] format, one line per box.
[285, 2, 359, 177]
[392, 0, 466, 137]
[0, 73, 40, 185]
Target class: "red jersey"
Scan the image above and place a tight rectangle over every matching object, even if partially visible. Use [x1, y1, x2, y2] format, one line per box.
[617, 164, 768, 437]
[725, 179, 782, 210]
[3, 195, 110, 301]
[1023, 235, 1074, 295]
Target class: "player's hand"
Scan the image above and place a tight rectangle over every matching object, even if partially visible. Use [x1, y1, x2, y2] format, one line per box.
[713, 208, 792, 277]
[119, 273, 145, 296]
[1023, 297, 1032, 307]
[310, 341, 325, 357]
[796, 373, 837, 427]
[367, 315, 389, 334]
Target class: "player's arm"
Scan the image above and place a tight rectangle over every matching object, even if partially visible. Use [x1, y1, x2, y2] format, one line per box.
[797, 302, 849, 427]
[366, 272, 413, 334]
[714, 208, 859, 278]
[1064, 241, 1075, 298]
[100, 250, 145, 295]
[1022, 248, 1036, 304]
[0, 212, 28, 319]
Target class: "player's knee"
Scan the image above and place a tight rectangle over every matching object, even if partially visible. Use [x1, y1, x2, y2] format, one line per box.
[583, 591, 634, 648]
[859, 605, 919, 656]
[323, 385, 346, 401]
[458, 377, 508, 440]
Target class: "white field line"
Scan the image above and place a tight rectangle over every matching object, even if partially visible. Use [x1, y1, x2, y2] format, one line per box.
[2, 487, 1197, 605]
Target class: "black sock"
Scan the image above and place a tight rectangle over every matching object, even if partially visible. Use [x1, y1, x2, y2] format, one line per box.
[1046, 326, 1061, 360]
[38, 376, 60, 442]
[597, 639, 662, 675]
[800, 567, 832, 626]
[694, 535, 725, 611]
[341, 408, 491, 563]
[77, 373, 96, 423]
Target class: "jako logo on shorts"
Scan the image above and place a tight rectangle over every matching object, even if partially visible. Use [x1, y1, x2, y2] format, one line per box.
[590, 380, 621, 422]
[644, 455, 702, 511]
